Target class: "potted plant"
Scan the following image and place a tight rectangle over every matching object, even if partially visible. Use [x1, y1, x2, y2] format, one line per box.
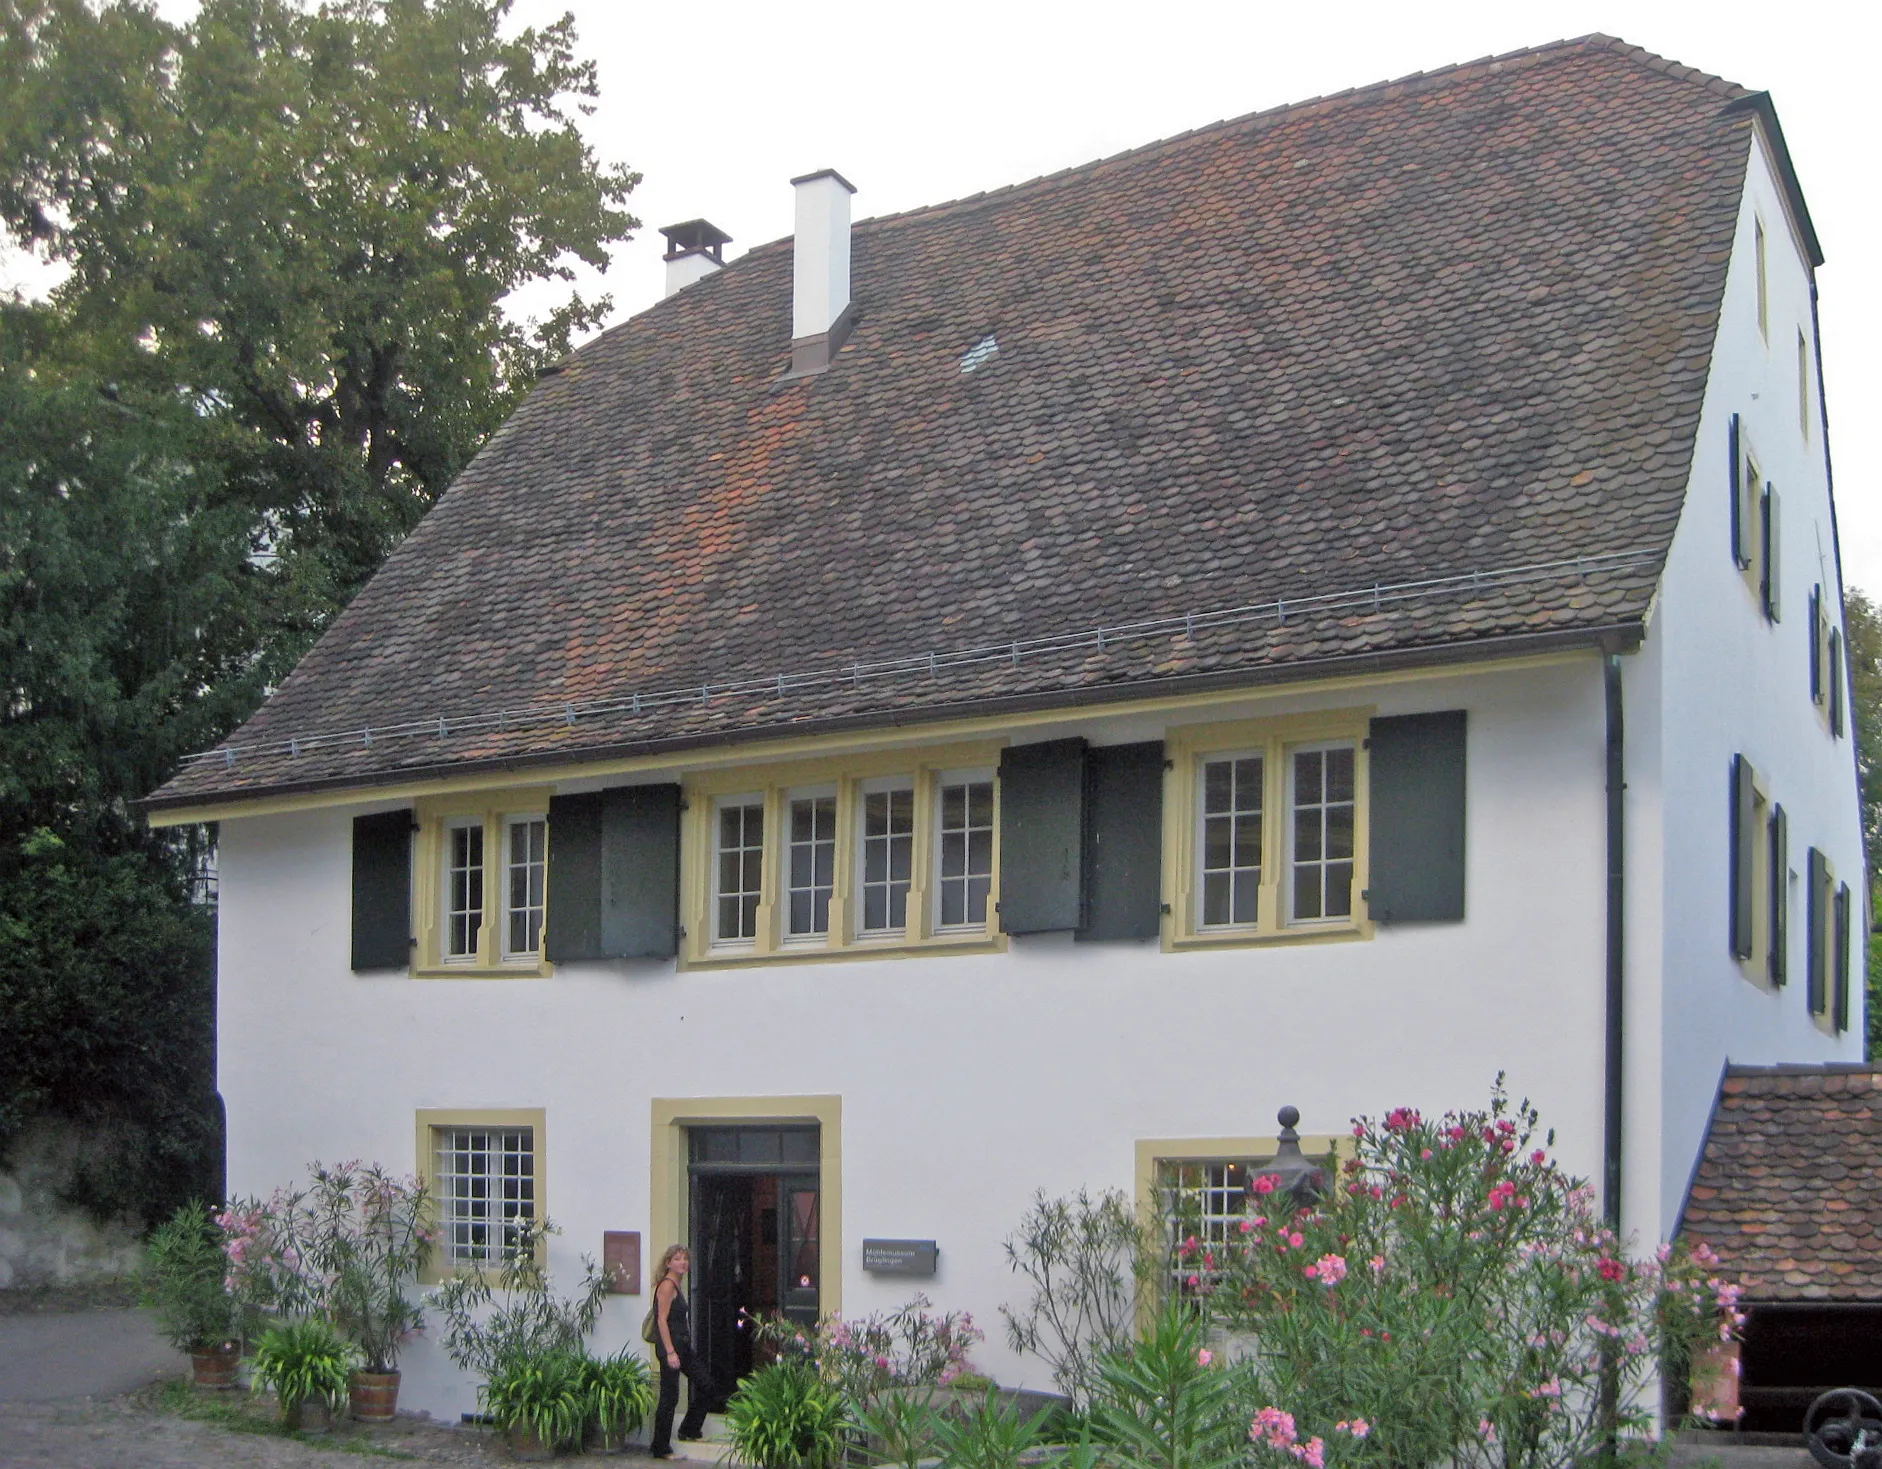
[305, 1164, 432, 1420]
[251, 1318, 357, 1433]
[142, 1201, 241, 1388]
[725, 1359, 850, 1469]
[481, 1346, 588, 1461]
[579, 1349, 655, 1454]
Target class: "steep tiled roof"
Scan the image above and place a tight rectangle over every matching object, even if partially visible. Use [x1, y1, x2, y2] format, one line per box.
[1678, 1065, 1882, 1302]
[153, 35, 1763, 809]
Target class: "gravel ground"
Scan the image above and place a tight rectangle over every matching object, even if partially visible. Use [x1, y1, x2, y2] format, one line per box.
[0, 1386, 694, 1468]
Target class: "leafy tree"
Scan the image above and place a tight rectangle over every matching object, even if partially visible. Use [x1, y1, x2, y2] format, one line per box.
[1845, 589, 1881, 1058]
[0, 0, 638, 1225]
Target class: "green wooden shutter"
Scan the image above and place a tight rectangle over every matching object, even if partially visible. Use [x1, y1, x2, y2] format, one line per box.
[1810, 586, 1823, 699]
[351, 809, 412, 971]
[1761, 485, 1781, 621]
[1768, 804, 1788, 987]
[545, 792, 605, 961]
[1830, 628, 1845, 737]
[1729, 756, 1755, 960]
[1366, 711, 1467, 924]
[1077, 742, 1164, 942]
[999, 739, 1088, 933]
[1729, 413, 1746, 567]
[602, 784, 682, 959]
[1806, 847, 1828, 1015]
[1833, 881, 1852, 1033]
[545, 784, 682, 961]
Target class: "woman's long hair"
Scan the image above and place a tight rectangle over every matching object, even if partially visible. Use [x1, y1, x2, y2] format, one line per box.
[655, 1242, 689, 1282]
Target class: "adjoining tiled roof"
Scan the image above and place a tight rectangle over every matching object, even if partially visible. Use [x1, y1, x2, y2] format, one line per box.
[1678, 1065, 1882, 1303]
[152, 35, 1762, 810]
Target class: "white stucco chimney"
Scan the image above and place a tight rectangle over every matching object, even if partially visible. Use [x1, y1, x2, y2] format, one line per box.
[788, 169, 857, 376]
[660, 219, 731, 299]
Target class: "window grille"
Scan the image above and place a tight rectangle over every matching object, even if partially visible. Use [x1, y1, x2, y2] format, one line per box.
[504, 817, 547, 957]
[1290, 745, 1355, 921]
[1159, 1158, 1254, 1294]
[435, 1126, 535, 1264]
[1200, 755, 1263, 926]
[787, 794, 837, 937]
[936, 776, 994, 927]
[860, 785, 914, 932]
[716, 800, 764, 942]
[446, 821, 485, 958]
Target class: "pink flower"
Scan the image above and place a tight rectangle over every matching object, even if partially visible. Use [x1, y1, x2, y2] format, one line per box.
[1384, 1107, 1421, 1132]
[1252, 1174, 1278, 1196]
[1296, 1438, 1326, 1469]
[1289, 1232, 1305, 1249]
[1312, 1253, 1348, 1285]
[1532, 1149, 1548, 1165]
[1239, 1219, 1255, 1234]
[1597, 1257, 1625, 1282]
[1479, 1418, 1498, 1445]
[1251, 1407, 1298, 1448]
[1369, 1255, 1386, 1277]
[1197, 1348, 1214, 1366]
[1335, 1420, 1370, 1439]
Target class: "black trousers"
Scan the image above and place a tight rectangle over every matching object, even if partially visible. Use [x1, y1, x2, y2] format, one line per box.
[650, 1343, 710, 1452]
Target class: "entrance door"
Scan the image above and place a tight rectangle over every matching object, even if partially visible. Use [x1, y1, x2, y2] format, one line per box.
[688, 1126, 820, 1410]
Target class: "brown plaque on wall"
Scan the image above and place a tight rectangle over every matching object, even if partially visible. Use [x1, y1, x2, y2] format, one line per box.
[603, 1231, 641, 1294]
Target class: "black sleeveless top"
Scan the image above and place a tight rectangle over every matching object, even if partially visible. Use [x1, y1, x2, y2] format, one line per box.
[659, 1279, 691, 1348]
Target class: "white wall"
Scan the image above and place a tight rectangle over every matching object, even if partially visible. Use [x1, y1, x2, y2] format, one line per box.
[1646, 127, 1865, 1242]
[220, 658, 1621, 1418]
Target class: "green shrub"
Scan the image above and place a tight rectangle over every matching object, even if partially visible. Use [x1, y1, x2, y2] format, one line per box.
[250, 1319, 356, 1414]
[857, 1383, 947, 1469]
[578, 1348, 655, 1437]
[480, 1347, 588, 1448]
[142, 1200, 238, 1353]
[1086, 1306, 1243, 1469]
[725, 1359, 850, 1469]
[934, 1386, 1047, 1469]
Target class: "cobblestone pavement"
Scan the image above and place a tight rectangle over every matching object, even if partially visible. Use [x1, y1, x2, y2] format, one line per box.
[0, 1390, 696, 1468]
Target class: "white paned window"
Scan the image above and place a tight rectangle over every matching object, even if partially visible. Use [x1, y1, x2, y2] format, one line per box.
[1290, 744, 1356, 922]
[1199, 754, 1263, 927]
[1159, 1158, 1255, 1294]
[445, 820, 485, 959]
[503, 816, 547, 959]
[786, 790, 837, 939]
[935, 771, 994, 928]
[435, 1126, 535, 1265]
[859, 780, 915, 934]
[715, 798, 764, 943]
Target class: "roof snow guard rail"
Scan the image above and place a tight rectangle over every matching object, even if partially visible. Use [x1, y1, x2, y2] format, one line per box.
[185, 548, 1660, 772]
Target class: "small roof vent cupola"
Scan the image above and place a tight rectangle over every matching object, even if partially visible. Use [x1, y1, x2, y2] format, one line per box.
[786, 169, 857, 378]
[661, 219, 731, 298]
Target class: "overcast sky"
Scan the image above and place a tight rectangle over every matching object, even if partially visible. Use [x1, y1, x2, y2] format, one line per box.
[10, 1, 1877, 594]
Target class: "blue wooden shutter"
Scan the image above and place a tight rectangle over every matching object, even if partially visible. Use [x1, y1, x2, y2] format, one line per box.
[999, 739, 1088, 933]
[1768, 803, 1788, 987]
[1077, 742, 1164, 942]
[1366, 711, 1467, 924]
[1832, 881, 1852, 1032]
[351, 810, 412, 971]
[1729, 756, 1755, 960]
[1806, 847, 1828, 1015]
[1760, 485, 1781, 621]
[545, 784, 682, 961]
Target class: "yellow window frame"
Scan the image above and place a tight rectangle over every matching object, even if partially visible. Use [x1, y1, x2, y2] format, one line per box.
[414, 788, 555, 977]
[681, 742, 1007, 968]
[416, 1107, 547, 1284]
[1164, 709, 1373, 948]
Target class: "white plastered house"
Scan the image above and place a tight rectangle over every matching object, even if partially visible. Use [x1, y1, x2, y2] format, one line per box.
[147, 35, 1865, 1421]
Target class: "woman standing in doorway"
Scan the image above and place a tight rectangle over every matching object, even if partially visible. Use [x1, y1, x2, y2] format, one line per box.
[649, 1243, 711, 1457]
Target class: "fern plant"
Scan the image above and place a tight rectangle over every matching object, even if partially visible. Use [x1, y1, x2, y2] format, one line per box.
[481, 1347, 588, 1449]
[250, 1318, 356, 1415]
[725, 1360, 850, 1469]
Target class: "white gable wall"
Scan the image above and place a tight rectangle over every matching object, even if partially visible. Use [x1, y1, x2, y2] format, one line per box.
[1647, 127, 1863, 1241]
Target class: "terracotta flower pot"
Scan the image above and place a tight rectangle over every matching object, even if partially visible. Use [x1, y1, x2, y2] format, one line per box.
[287, 1397, 334, 1434]
[189, 1345, 240, 1391]
[350, 1370, 401, 1422]
[584, 1414, 631, 1454]
[506, 1422, 556, 1462]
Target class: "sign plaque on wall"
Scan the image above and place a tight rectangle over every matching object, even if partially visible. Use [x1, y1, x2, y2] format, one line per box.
[863, 1239, 938, 1276]
[603, 1231, 641, 1294]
